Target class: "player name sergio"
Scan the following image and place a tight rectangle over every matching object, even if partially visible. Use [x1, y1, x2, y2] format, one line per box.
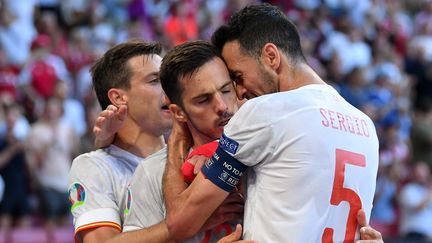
[319, 108, 370, 137]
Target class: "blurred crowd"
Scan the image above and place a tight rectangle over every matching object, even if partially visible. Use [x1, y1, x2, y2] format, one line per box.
[0, 0, 431, 241]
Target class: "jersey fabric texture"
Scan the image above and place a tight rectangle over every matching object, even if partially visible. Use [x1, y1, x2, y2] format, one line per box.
[123, 145, 235, 243]
[68, 145, 143, 240]
[211, 84, 379, 242]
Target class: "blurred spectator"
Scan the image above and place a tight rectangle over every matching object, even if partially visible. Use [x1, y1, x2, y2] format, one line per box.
[0, 102, 31, 230]
[380, 122, 410, 166]
[163, 1, 198, 47]
[0, 0, 37, 66]
[398, 162, 432, 241]
[54, 81, 86, 137]
[411, 100, 432, 169]
[78, 101, 100, 155]
[17, 34, 72, 122]
[414, 0, 432, 35]
[319, 17, 372, 75]
[0, 44, 20, 101]
[370, 162, 399, 239]
[338, 67, 370, 109]
[35, 11, 69, 62]
[26, 97, 78, 228]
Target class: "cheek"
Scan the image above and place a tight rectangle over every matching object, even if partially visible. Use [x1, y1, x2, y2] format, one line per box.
[189, 110, 214, 128]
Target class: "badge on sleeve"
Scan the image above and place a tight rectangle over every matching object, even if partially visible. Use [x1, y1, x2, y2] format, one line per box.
[124, 186, 132, 216]
[219, 133, 239, 154]
[69, 183, 85, 211]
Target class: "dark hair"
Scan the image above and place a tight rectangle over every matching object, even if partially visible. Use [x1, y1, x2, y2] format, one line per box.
[160, 40, 221, 106]
[211, 3, 305, 63]
[91, 40, 162, 109]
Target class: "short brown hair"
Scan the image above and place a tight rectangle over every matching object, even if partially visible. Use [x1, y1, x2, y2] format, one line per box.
[91, 40, 162, 109]
[160, 40, 221, 107]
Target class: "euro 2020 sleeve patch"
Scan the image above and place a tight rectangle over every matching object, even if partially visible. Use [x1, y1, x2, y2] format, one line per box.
[69, 182, 86, 211]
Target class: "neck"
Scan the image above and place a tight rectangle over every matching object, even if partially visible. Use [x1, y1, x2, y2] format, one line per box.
[113, 119, 165, 158]
[279, 61, 326, 92]
[188, 125, 215, 149]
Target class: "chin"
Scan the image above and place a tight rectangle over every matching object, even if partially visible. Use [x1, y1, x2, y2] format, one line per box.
[214, 129, 224, 139]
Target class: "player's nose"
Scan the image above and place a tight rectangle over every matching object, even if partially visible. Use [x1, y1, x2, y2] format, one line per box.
[214, 93, 228, 114]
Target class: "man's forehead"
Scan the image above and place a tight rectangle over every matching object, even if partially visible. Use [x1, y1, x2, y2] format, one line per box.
[129, 54, 161, 72]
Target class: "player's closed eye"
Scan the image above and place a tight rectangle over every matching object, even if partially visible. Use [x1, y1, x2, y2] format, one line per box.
[148, 78, 160, 84]
[197, 97, 209, 104]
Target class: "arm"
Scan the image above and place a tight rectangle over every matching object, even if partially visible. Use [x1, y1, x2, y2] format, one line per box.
[79, 227, 120, 243]
[162, 120, 231, 239]
[106, 221, 171, 243]
[93, 105, 127, 149]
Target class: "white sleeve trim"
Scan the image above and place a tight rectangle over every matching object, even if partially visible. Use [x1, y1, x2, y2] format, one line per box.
[75, 207, 121, 230]
[122, 225, 141, 232]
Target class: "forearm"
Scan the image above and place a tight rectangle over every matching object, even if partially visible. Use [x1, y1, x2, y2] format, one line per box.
[162, 137, 190, 213]
[165, 173, 230, 239]
[106, 222, 172, 243]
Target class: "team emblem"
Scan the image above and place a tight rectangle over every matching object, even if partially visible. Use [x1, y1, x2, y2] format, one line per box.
[124, 186, 132, 216]
[69, 183, 85, 211]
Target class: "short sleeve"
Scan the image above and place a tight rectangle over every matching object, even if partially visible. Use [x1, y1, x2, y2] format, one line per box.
[122, 151, 166, 232]
[220, 100, 275, 167]
[68, 154, 121, 236]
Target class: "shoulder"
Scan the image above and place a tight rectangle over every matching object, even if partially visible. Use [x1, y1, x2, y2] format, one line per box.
[69, 149, 114, 182]
[133, 147, 167, 181]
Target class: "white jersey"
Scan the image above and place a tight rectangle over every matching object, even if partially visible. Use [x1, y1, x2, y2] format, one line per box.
[122, 147, 167, 232]
[68, 145, 143, 238]
[123, 147, 230, 243]
[221, 84, 379, 242]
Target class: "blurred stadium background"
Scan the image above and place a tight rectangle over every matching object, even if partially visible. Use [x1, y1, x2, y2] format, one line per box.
[0, 0, 431, 242]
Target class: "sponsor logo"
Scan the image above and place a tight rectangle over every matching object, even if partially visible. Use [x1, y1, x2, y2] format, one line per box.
[219, 134, 239, 154]
[69, 183, 85, 211]
[219, 171, 229, 182]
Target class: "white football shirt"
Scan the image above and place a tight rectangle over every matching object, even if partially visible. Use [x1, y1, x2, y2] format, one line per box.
[68, 145, 143, 239]
[218, 84, 379, 242]
[123, 147, 235, 243]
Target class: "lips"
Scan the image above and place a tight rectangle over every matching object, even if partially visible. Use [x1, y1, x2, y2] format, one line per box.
[218, 117, 231, 126]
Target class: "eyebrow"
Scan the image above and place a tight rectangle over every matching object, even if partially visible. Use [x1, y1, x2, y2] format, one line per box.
[144, 71, 159, 80]
[191, 80, 232, 101]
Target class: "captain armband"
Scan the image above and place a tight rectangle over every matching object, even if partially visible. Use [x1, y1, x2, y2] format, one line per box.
[201, 146, 247, 192]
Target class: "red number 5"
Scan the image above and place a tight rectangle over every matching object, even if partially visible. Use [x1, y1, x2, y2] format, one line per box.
[322, 149, 366, 243]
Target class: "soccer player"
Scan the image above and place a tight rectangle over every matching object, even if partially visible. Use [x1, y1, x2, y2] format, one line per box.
[79, 40, 250, 243]
[68, 40, 172, 243]
[163, 3, 380, 243]
[122, 40, 244, 242]
[95, 39, 382, 243]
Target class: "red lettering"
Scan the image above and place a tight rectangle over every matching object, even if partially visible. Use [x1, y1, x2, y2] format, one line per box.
[353, 117, 363, 136]
[328, 110, 338, 129]
[320, 108, 329, 127]
[345, 115, 355, 133]
[320, 108, 372, 138]
[361, 120, 370, 137]
[336, 112, 347, 132]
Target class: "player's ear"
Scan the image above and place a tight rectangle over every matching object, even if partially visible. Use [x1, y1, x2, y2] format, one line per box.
[107, 88, 127, 106]
[261, 43, 280, 71]
[169, 104, 187, 123]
